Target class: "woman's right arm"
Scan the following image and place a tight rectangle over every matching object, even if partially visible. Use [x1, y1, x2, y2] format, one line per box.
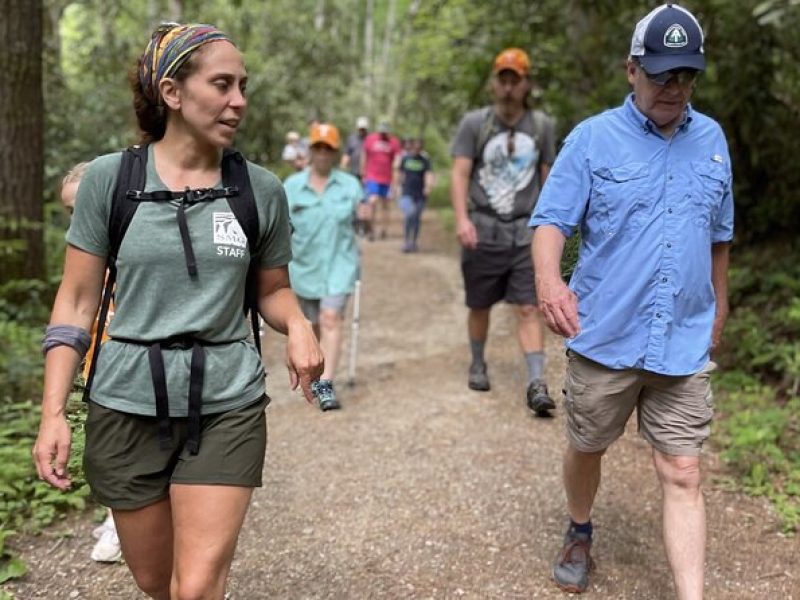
[33, 245, 106, 489]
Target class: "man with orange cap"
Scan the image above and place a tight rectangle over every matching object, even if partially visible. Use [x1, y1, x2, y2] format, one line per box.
[450, 48, 556, 416]
[284, 123, 363, 411]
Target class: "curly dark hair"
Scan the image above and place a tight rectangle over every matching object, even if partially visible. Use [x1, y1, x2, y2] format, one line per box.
[127, 49, 204, 144]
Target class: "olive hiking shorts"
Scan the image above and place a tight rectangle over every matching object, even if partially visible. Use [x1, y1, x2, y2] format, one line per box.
[83, 395, 269, 510]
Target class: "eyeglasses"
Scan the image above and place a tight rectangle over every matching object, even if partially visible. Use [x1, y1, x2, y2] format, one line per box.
[638, 63, 699, 87]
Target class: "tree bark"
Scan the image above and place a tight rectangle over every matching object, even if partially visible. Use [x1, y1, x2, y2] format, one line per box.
[0, 0, 45, 283]
[363, 0, 374, 114]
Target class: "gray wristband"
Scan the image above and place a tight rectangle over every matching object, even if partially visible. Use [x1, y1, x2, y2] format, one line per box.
[42, 324, 92, 358]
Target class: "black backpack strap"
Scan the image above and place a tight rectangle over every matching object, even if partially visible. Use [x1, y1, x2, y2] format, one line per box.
[82, 145, 148, 402]
[221, 149, 262, 354]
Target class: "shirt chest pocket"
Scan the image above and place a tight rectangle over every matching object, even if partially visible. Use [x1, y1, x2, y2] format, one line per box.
[690, 160, 727, 229]
[589, 162, 650, 236]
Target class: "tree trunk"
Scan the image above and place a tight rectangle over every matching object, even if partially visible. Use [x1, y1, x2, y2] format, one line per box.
[0, 0, 45, 283]
[377, 0, 397, 111]
[169, 0, 183, 21]
[363, 0, 374, 114]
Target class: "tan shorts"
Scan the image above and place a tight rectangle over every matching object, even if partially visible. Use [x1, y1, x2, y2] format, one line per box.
[564, 351, 714, 456]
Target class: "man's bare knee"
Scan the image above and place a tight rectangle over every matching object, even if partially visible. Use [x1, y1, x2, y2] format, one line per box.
[513, 303, 541, 321]
[653, 452, 702, 491]
[567, 445, 606, 463]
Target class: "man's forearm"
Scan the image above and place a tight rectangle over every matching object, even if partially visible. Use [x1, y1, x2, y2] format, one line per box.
[450, 163, 471, 220]
[711, 242, 731, 314]
[532, 224, 567, 284]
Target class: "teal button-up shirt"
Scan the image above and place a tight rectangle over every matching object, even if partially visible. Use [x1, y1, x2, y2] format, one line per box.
[284, 168, 362, 299]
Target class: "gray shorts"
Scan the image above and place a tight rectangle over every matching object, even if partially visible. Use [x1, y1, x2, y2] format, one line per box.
[461, 244, 536, 308]
[298, 294, 350, 324]
[564, 351, 714, 456]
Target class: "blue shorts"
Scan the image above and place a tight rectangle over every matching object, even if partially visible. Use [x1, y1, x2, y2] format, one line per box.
[364, 180, 390, 199]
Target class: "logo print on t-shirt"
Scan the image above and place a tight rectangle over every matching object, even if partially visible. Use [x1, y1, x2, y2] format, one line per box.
[478, 131, 538, 216]
[213, 212, 247, 248]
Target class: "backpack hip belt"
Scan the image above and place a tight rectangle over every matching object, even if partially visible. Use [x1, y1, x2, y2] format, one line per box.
[113, 335, 232, 455]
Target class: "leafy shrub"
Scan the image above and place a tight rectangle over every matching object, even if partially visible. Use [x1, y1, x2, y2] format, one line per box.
[0, 395, 89, 583]
[713, 371, 800, 531]
[0, 320, 43, 406]
[718, 240, 800, 396]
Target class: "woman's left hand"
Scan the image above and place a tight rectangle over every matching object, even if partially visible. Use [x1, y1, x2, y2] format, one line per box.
[285, 318, 325, 403]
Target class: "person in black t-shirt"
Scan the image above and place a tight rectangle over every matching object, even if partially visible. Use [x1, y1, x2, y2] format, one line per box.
[396, 138, 434, 252]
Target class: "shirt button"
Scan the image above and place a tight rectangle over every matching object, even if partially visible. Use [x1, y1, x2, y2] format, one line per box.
[667, 208, 673, 214]
[666, 242, 672, 248]
[668, 175, 674, 181]
[656, 313, 662, 319]
[662, 277, 668, 282]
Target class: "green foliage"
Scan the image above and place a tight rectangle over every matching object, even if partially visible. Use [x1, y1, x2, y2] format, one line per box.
[0, 395, 89, 582]
[0, 321, 44, 406]
[718, 240, 800, 394]
[713, 372, 800, 531]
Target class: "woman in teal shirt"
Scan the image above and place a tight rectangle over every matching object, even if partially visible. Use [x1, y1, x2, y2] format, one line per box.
[284, 123, 363, 411]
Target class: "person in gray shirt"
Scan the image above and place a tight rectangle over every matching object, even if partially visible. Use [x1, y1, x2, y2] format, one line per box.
[450, 47, 556, 415]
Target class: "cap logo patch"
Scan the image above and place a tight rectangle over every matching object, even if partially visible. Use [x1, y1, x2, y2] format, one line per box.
[664, 24, 688, 48]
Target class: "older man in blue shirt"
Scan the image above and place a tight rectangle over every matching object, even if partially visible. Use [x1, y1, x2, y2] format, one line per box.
[531, 4, 732, 597]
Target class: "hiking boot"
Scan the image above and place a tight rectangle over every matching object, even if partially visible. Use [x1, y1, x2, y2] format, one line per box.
[552, 526, 594, 593]
[526, 379, 555, 416]
[468, 362, 490, 391]
[312, 379, 341, 411]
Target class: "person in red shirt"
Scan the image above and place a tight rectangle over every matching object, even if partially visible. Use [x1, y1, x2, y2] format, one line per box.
[361, 120, 403, 240]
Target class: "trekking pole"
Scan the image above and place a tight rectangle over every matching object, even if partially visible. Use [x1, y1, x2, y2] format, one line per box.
[347, 279, 362, 387]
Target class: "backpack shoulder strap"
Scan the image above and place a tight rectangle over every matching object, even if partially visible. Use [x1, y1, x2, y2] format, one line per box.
[221, 149, 262, 354]
[221, 149, 259, 249]
[109, 145, 148, 259]
[530, 109, 549, 144]
[474, 106, 497, 162]
[83, 145, 148, 401]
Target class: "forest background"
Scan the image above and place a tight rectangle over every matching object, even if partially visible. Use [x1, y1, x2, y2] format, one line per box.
[0, 0, 798, 586]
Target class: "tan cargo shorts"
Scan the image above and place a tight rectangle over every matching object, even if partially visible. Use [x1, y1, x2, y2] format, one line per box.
[564, 351, 715, 456]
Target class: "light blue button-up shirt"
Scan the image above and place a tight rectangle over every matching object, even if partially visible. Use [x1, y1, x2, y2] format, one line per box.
[530, 94, 734, 376]
[284, 168, 362, 299]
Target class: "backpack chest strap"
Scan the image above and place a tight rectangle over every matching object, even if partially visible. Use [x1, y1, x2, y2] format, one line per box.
[127, 186, 239, 277]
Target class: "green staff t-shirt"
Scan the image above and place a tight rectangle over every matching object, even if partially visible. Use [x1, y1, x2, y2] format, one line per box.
[67, 146, 292, 416]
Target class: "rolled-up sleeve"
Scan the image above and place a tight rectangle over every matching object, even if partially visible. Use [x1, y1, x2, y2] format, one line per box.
[530, 124, 592, 238]
[712, 153, 735, 244]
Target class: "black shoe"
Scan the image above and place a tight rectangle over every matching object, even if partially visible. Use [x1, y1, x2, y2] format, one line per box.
[526, 379, 555, 416]
[468, 362, 490, 391]
[552, 526, 594, 593]
[312, 379, 341, 411]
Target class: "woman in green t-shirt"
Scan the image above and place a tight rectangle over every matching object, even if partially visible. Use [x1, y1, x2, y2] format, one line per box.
[34, 23, 323, 598]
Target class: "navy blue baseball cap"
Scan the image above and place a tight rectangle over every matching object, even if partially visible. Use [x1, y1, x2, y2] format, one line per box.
[630, 4, 706, 74]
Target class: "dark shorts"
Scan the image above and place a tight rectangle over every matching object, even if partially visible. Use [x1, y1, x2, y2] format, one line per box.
[83, 395, 269, 510]
[461, 244, 536, 309]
